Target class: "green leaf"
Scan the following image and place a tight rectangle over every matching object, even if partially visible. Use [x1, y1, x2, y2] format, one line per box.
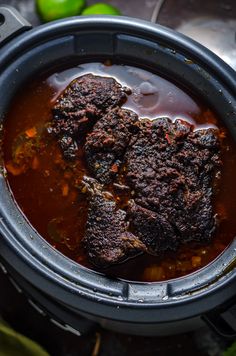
[223, 341, 236, 356]
[0, 320, 49, 356]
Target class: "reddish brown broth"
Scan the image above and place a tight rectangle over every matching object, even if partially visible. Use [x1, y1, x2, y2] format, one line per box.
[2, 62, 236, 282]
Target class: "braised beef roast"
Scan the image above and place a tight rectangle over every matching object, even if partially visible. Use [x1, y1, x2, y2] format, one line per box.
[85, 107, 139, 184]
[82, 177, 146, 268]
[50, 74, 221, 268]
[125, 118, 221, 255]
[51, 74, 129, 160]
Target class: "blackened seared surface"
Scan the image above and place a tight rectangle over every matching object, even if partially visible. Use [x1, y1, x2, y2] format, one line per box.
[85, 107, 139, 184]
[50, 73, 222, 268]
[82, 178, 146, 268]
[50, 74, 129, 160]
[128, 201, 178, 255]
[125, 118, 221, 249]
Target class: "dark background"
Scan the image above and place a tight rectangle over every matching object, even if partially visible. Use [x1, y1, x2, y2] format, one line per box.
[0, 0, 235, 355]
[1, 269, 228, 356]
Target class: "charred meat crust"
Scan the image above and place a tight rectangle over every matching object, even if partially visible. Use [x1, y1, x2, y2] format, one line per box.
[82, 177, 146, 268]
[51, 74, 222, 267]
[125, 118, 221, 249]
[85, 107, 139, 184]
[128, 200, 179, 255]
[50, 74, 130, 160]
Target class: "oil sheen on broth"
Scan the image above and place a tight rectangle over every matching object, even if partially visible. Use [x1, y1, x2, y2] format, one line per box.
[3, 62, 236, 282]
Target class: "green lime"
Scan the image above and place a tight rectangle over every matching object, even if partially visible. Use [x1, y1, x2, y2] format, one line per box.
[81, 3, 121, 16]
[36, 0, 86, 22]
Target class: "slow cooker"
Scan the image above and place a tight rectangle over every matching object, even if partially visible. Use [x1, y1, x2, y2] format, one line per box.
[0, 5, 236, 337]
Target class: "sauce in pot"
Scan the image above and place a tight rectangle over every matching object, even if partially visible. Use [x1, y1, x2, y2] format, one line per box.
[2, 62, 236, 282]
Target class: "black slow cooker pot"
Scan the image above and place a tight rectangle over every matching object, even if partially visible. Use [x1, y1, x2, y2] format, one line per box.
[0, 5, 236, 337]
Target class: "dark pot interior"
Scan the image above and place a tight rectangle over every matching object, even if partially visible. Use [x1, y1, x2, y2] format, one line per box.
[0, 12, 236, 335]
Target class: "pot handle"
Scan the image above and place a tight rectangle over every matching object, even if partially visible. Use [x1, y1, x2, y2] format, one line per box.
[203, 299, 236, 339]
[0, 5, 32, 46]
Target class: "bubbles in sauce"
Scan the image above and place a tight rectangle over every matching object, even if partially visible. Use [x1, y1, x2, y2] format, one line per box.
[2, 62, 236, 282]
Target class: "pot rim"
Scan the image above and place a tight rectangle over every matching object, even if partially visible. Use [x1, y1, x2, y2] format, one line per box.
[0, 15, 236, 323]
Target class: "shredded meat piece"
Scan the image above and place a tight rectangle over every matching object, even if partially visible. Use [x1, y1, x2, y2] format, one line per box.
[82, 177, 146, 267]
[50, 74, 130, 160]
[85, 107, 139, 184]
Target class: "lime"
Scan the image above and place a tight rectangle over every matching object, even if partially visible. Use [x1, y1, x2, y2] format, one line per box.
[36, 0, 86, 22]
[81, 3, 121, 16]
